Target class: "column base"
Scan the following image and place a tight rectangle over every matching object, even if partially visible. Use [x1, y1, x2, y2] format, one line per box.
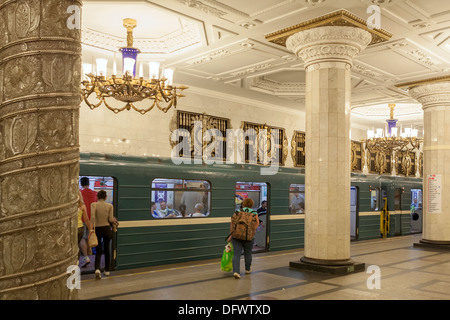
[413, 239, 450, 251]
[289, 256, 365, 275]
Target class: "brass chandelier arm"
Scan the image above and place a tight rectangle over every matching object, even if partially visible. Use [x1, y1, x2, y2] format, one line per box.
[102, 97, 132, 114]
[155, 96, 175, 113]
[81, 88, 104, 110]
[131, 100, 157, 115]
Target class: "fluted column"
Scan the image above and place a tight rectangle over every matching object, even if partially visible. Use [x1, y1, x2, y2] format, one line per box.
[407, 79, 450, 246]
[0, 0, 82, 299]
[286, 26, 371, 266]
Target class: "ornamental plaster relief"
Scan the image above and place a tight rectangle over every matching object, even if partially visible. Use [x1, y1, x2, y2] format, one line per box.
[409, 82, 450, 109]
[286, 26, 372, 67]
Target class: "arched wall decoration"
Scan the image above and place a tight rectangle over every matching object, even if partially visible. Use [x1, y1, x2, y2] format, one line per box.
[351, 140, 365, 172]
[291, 131, 306, 167]
[169, 110, 232, 162]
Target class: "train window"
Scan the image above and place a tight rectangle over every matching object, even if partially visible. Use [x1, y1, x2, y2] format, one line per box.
[411, 189, 422, 211]
[370, 187, 379, 211]
[151, 179, 210, 218]
[289, 184, 305, 214]
[235, 182, 268, 212]
[394, 189, 402, 211]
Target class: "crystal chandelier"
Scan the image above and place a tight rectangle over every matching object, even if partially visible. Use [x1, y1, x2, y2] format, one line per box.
[81, 18, 188, 115]
[365, 104, 422, 154]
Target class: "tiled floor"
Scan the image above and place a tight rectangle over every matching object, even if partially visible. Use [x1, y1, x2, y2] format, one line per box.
[78, 234, 450, 300]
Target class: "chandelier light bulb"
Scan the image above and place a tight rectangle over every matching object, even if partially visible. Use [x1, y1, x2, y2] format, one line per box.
[96, 58, 108, 76]
[391, 127, 398, 137]
[404, 127, 411, 137]
[123, 58, 136, 75]
[149, 62, 160, 79]
[139, 63, 144, 78]
[376, 128, 383, 138]
[82, 63, 92, 80]
[163, 68, 174, 86]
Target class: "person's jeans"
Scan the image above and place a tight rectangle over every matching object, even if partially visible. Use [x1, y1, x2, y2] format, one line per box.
[231, 238, 253, 275]
[95, 226, 112, 271]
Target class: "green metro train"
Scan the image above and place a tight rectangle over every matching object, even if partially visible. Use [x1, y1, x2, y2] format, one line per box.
[79, 152, 423, 271]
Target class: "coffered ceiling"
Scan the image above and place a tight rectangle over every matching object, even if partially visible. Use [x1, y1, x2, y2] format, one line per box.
[81, 0, 450, 131]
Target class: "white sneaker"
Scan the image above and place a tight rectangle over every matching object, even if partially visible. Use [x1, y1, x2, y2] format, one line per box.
[81, 256, 90, 267]
[245, 268, 252, 274]
[104, 271, 110, 276]
[233, 272, 241, 279]
[95, 269, 101, 279]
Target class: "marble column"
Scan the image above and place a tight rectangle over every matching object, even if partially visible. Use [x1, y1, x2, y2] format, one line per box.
[407, 79, 450, 247]
[286, 26, 372, 269]
[0, 0, 82, 299]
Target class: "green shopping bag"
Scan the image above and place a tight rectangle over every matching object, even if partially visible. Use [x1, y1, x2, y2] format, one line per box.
[220, 242, 233, 272]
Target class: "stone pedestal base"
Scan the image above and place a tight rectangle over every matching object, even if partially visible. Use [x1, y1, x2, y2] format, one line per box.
[413, 239, 450, 251]
[290, 256, 365, 275]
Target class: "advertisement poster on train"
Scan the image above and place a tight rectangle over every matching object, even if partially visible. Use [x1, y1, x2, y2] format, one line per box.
[154, 183, 167, 203]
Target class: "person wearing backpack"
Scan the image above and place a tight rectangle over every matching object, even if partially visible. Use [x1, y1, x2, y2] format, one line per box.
[227, 198, 259, 279]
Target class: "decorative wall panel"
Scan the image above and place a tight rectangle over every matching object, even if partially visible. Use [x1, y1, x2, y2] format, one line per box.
[367, 150, 392, 175]
[395, 150, 417, 177]
[351, 140, 365, 172]
[291, 130, 305, 167]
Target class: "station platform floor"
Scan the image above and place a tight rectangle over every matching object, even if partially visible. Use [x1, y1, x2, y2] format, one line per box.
[79, 234, 450, 300]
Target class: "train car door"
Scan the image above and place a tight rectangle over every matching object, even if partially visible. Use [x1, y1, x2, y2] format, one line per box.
[350, 186, 359, 241]
[410, 189, 423, 233]
[235, 182, 269, 252]
[78, 176, 117, 274]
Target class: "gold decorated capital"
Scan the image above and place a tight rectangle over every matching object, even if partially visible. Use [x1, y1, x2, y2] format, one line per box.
[265, 9, 392, 48]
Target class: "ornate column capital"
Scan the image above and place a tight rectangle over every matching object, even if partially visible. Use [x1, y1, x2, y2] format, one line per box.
[286, 26, 372, 69]
[407, 81, 450, 110]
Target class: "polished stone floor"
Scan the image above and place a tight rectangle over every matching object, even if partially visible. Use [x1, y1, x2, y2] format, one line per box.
[79, 234, 450, 300]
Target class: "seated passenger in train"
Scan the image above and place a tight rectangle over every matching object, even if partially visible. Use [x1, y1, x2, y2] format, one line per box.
[290, 188, 305, 213]
[189, 203, 205, 217]
[153, 201, 176, 218]
[151, 202, 158, 218]
[176, 204, 188, 218]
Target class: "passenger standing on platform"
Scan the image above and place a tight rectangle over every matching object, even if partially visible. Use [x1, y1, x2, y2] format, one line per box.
[91, 190, 118, 279]
[227, 198, 259, 279]
[78, 192, 92, 264]
[80, 177, 97, 266]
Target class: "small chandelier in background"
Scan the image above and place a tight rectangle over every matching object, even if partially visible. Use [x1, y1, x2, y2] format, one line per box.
[365, 104, 422, 154]
[80, 18, 188, 115]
